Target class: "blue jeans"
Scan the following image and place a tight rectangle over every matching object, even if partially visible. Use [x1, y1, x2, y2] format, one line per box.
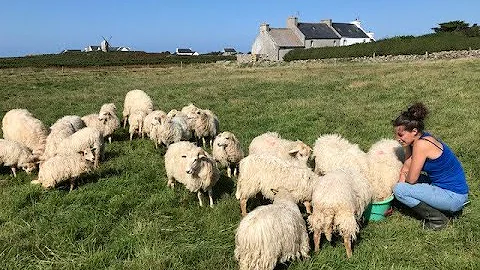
[394, 182, 468, 212]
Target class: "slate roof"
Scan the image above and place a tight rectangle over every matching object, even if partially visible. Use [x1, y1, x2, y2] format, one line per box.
[177, 48, 194, 53]
[223, 48, 236, 53]
[297, 23, 339, 39]
[268, 28, 304, 47]
[331, 23, 370, 38]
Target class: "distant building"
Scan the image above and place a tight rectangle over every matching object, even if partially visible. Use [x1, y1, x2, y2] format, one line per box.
[175, 48, 199, 56]
[222, 48, 237, 56]
[251, 16, 375, 61]
[60, 49, 81, 54]
[84, 45, 102, 52]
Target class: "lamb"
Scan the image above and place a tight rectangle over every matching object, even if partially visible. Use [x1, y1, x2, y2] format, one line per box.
[235, 154, 320, 216]
[234, 189, 310, 270]
[55, 127, 104, 168]
[153, 114, 192, 147]
[82, 103, 120, 144]
[164, 141, 220, 207]
[31, 146, 95, 191]
[0, 139, 37, 177]
[142, 110, 167, 138]
[312, 133, 369, 177]
[122, 89, 154, 128]
[249, 132, 312, 167]
[128, 110, 147, 140]
[308, 168, 372, 258]
[212, 131, 244, 177]
[2, 109, 48, 156]
[367, 139, 404, 202]
[43, 115, 85, 160]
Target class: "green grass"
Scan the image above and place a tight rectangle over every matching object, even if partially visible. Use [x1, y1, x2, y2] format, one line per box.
[1, 59, 479, 269]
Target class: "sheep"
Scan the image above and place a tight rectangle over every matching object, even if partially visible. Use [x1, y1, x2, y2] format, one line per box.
[122, 89, 154, 128]
[191, 109, 219, 147]
[212, 131, 244, 177]
[43, 115, 85, 160]
[153, 114, 192, 147]
[55, 127, 104, 169]
[164, 141, 220, 207]
[2, 109, 48, 156]
[31, 146, 95, 191]
[312, 133, 369, 177]
[249, 132, 312, 167]
[0, 139, 37, 177]
[142, 110, 167, 138]
[367, 139, 404, 202]
[234, 189, 310, 270]
[82, 104, 120, 144]
[308, 168, 372, 258]
[235, 154, 320, 216]
[128, 110, 147, 140]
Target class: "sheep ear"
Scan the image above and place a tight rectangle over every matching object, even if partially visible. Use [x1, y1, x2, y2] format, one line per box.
[271, 188, 278, 195]
[288, 148, 299, 156]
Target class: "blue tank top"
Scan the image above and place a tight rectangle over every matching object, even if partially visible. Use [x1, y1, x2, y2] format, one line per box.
[420, 132, 469, 194]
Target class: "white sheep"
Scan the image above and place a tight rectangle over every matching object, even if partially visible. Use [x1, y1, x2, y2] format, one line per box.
[191, 108, 219, 147]
[2, 109, 48, 156]
[249, 132, 312, 167]
[0, 139, 37, 177]
[154, 114, 192, 147]
[55, 127, 104, 169]
[164, 141, 220, 207]
[234, 189, 310, 270]
[312, 133, 369, 177]
[235, 154, 320, 216]
[308, 168, 372, 258]
[31, 146, 95, 191]
[128, 110, 147, 140]
[82, 104, 120, 144]
[43, 115, 85, 160]
[367, 139, 404, 202]
[122, 89, 154, 128]
[212, 131, 244, 177]
[142, 110, 167, 138]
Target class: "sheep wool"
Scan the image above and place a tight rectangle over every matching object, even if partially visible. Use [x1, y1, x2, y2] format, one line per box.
[249, 132, 312, 167]
[56, 127, 104, 169]
[164, 141, 219, 207]
[312, 133, 369, 177]
[156, 115, 192, 147]
[212, 131, 244, 177]
[32, 147, 95, 191]
[122, 89, 154, 127]
[0, 139, 37, 177]
[235, 154, 320, 216]
[367, 139, 404, 202]
[308, 168, 372, 258]
[2, 109, 48, 156]
[235, 189, 310, 270]
[142, 110, 167, 138]
[43, 116, 82, 160]
[128, 110, 147, 140]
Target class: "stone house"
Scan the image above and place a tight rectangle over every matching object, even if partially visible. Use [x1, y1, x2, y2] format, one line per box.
[251, 16, 375, 61]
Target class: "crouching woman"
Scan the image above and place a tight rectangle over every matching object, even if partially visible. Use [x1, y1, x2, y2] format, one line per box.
[392, 102, 469, 230]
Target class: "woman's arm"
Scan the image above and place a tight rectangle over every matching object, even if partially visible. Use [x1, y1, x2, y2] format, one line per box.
[405, 141, 428, 184]
[398, 146, 412, 182]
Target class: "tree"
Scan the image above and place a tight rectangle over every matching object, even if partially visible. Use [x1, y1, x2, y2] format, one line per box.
[432, 20, 469, 33]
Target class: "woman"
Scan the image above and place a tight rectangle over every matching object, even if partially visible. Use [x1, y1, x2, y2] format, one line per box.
[392, 102, 469, 230]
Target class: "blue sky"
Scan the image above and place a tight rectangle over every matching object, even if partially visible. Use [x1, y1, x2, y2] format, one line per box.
[1, 0, 479, 57]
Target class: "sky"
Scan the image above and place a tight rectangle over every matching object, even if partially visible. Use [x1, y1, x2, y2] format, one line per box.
[1, 1, 479, 57]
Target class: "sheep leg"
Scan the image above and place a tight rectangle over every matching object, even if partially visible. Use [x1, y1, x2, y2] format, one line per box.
[313, 230, 321, 252]
[69, 178, 76, 192]
[208, 189, 214, 208]
[227, 166, 232, 178]
[344, 235, 353, 259]
[167, 176, 175, 188]
[130, 132, 133, 141]
[108, 136, 112, 144]
[123, 117, 127, 128]
[202, 137, 206, 147]
[197, 191, 204, 207]
[304, 201, 312, 214]
[10, 167, 17, 177]
[240, 197, 248, 216]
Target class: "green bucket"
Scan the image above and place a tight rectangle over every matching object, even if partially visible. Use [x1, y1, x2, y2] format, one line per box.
[363, 195, 394, 221]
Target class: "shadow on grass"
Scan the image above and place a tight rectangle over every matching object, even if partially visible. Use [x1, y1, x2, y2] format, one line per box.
[55, 167, 122, 191]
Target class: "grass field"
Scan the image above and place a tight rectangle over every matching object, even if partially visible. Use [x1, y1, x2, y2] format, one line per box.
[0, 59, 479, 269]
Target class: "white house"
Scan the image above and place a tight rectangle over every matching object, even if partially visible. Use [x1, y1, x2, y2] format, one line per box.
[175, 48, 198, 56]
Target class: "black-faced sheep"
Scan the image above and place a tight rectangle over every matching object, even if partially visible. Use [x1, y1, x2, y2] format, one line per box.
[164, 141, 219, 207]
[235, 189, 310, 270]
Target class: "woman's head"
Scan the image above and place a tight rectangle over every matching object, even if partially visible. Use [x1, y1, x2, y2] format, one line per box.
[392, 103, 429, 146]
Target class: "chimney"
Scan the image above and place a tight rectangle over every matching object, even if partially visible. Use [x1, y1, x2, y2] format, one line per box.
[321, 19, 332, 27]
[260, 23, 270, 33]
[287, 16, 298, 29]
